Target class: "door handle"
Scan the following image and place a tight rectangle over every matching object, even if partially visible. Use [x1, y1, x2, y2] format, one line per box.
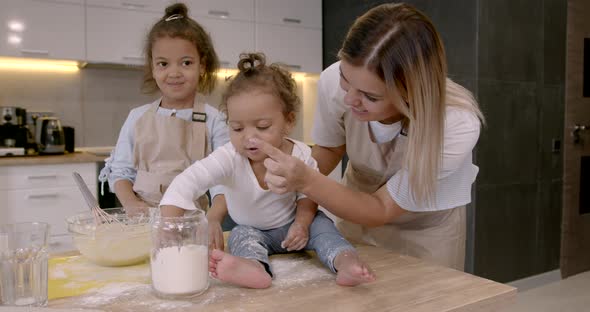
[572, 124, 589, 144]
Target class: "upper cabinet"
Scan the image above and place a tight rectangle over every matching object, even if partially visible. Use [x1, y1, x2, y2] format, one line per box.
[85, 5, 159, 65]
[254, 0, 322, 73]
[0, 0, 323, 73]
[85, 0, 256, 67]
[0, 0, 85, 60]
[255, 0, 322, 29]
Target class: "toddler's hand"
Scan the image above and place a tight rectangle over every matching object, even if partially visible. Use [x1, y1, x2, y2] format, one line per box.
[209, 221, 224, 251]
[281, 222, 309, 251]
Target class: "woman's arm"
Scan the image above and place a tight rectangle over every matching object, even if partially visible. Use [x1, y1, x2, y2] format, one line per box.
[257, 139, 406, 227]
[311, 144, 346, 175]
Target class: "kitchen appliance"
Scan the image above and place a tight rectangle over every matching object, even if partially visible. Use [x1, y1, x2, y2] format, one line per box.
[0, 106, 33, 156]
[36, 116, 65, 154]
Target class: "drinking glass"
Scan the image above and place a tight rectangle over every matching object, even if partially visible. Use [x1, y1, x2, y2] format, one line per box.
[0, 222, 50, 307]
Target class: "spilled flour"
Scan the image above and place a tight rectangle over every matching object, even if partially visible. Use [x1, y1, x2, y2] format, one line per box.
[49, 252, 334, 311]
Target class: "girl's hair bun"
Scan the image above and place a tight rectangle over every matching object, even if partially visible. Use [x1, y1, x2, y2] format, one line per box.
[237, 53, 266, 76]
[164, 3, 189, 18]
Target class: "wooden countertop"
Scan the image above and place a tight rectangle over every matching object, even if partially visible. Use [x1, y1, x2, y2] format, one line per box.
[48, 246, 516, 312]
[0, 152, 105, 166]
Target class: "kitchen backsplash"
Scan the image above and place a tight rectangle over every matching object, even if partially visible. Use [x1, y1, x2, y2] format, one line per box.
[0, 67, 318, 148]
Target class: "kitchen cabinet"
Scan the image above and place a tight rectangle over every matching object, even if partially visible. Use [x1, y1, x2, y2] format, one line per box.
[255, 0, 322, 29]
[0, 163, 97, 236]
[256, 24, 322, 73]
[198, 18, 255, 68]
[85, 6, 159, 66]
[85, 0, 255, 67]
[0, 0, 85, 60]
[255, 0, 322, 73]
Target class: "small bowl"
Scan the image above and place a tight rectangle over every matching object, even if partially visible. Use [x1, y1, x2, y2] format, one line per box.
[65, 208, 151, 267]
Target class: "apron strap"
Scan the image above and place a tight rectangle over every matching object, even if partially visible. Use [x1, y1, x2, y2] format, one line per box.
[190, 96, 208, 162]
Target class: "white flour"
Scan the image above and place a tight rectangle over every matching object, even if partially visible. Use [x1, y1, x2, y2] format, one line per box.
[151, 244, 209, 295]
[50, 252, 334, 311]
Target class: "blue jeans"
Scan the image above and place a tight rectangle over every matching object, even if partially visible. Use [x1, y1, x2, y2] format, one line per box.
[227, 211, 355, 275]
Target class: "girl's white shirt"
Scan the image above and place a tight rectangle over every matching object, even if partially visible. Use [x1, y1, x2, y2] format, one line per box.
[312, 61, 482, 212]
[160, 139, 317, 230]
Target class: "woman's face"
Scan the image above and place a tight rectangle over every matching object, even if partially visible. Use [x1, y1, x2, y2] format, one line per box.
[339, 60, 403, 124]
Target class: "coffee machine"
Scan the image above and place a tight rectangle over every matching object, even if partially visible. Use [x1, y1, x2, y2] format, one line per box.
[0, 106, 30, 156]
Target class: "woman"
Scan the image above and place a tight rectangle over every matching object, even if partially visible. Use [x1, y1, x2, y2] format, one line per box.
[254, 3, 484, 270]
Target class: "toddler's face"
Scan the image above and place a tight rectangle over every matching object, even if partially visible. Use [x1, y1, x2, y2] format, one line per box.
[151, 36, 203, 106]
[226, 91, 294, 162]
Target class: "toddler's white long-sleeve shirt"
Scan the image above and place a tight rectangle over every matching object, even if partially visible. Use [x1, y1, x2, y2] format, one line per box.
[160, 139, 317, 230]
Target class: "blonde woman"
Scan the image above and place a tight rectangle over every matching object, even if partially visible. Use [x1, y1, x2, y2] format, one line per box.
[254, 3, 484, 270]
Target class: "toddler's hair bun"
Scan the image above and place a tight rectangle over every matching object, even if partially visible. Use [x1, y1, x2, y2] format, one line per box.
[237, 53, 266, 76]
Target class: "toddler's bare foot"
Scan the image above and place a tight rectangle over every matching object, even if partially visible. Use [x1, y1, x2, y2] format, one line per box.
[209, 249, 272, 289]
[334, 250, 376, 286]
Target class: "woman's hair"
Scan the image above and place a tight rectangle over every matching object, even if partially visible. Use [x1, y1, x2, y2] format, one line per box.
[339, 3, 485, 207]
[142, 3, 219, 95]
[221, 53, 300, 122]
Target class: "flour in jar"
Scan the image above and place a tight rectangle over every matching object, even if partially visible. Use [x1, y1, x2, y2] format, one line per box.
[151, 244, 209, 295]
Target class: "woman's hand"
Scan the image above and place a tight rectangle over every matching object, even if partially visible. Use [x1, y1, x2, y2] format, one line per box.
[281, 222, 309, 251]
[252, 138, 313, 194]
[208, 220, 224, 251]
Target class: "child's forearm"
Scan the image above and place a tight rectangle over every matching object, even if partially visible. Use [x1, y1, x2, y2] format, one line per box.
[208, 195, 228, 224]
[294, 198, 318, 228]
[114, 179, 144, 207]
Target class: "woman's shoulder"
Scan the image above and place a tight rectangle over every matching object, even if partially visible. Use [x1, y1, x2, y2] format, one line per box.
[444, 106, 481, 133]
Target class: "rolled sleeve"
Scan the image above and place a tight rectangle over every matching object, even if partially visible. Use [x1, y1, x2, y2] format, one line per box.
[311, 62, 347, 147]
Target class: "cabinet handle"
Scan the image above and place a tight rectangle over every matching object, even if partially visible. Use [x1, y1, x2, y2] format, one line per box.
[27, 175, 58, 180]
[20, 49, 49, 56]
[123, 55, 145, 61]
[283, 17, 302, 24]
[286, 64, 302, 70]
[27, 193, 59, 199]
[208, 10, 230, 18]
[121, 2, 147, 9]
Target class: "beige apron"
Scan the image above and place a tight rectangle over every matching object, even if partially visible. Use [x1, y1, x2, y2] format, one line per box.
[337, 113, 466, 270]
[132, 97, 210, 209]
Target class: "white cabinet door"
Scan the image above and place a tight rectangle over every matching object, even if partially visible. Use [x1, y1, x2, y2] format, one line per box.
[86, 6, 160, 65]
[0, 0, 85, 60]
[186, 0, 254, 22]
[0, 186, 96, 236]
[0, 163, 97, 191]
[199, 18, 255, 68]
[255, 0, 322, 29]
[256, 24, 322, 73]
[86, 0, 170, 12]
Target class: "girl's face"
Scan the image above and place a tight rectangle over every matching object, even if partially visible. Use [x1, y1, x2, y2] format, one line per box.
[339, 60, 403, 124]
[152, 36, 203, 107]
[226, 90, 294, 163]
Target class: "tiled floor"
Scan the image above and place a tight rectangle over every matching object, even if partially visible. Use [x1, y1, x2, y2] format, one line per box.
[505, 270, 590, 312]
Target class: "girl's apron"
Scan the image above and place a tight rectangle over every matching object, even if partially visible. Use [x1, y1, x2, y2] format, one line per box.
[132, 97, 210, 209]
[337, 112, 466, 270]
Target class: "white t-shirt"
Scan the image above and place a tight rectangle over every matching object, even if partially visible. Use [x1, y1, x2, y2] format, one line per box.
[160, 139, 317, 230]
[312, 61, 481, 212]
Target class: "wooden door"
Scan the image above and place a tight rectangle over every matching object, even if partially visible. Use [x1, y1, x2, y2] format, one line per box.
[561, 0, 590, 278]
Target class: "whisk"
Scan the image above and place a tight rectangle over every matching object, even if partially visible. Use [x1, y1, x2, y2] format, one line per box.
[72, 172, 121, 226]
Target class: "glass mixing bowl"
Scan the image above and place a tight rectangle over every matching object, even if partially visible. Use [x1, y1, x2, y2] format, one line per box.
[65, 208, 151, 267]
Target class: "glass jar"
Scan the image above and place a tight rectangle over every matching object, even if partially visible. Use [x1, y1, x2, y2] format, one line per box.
[150, 210, 209, 299]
